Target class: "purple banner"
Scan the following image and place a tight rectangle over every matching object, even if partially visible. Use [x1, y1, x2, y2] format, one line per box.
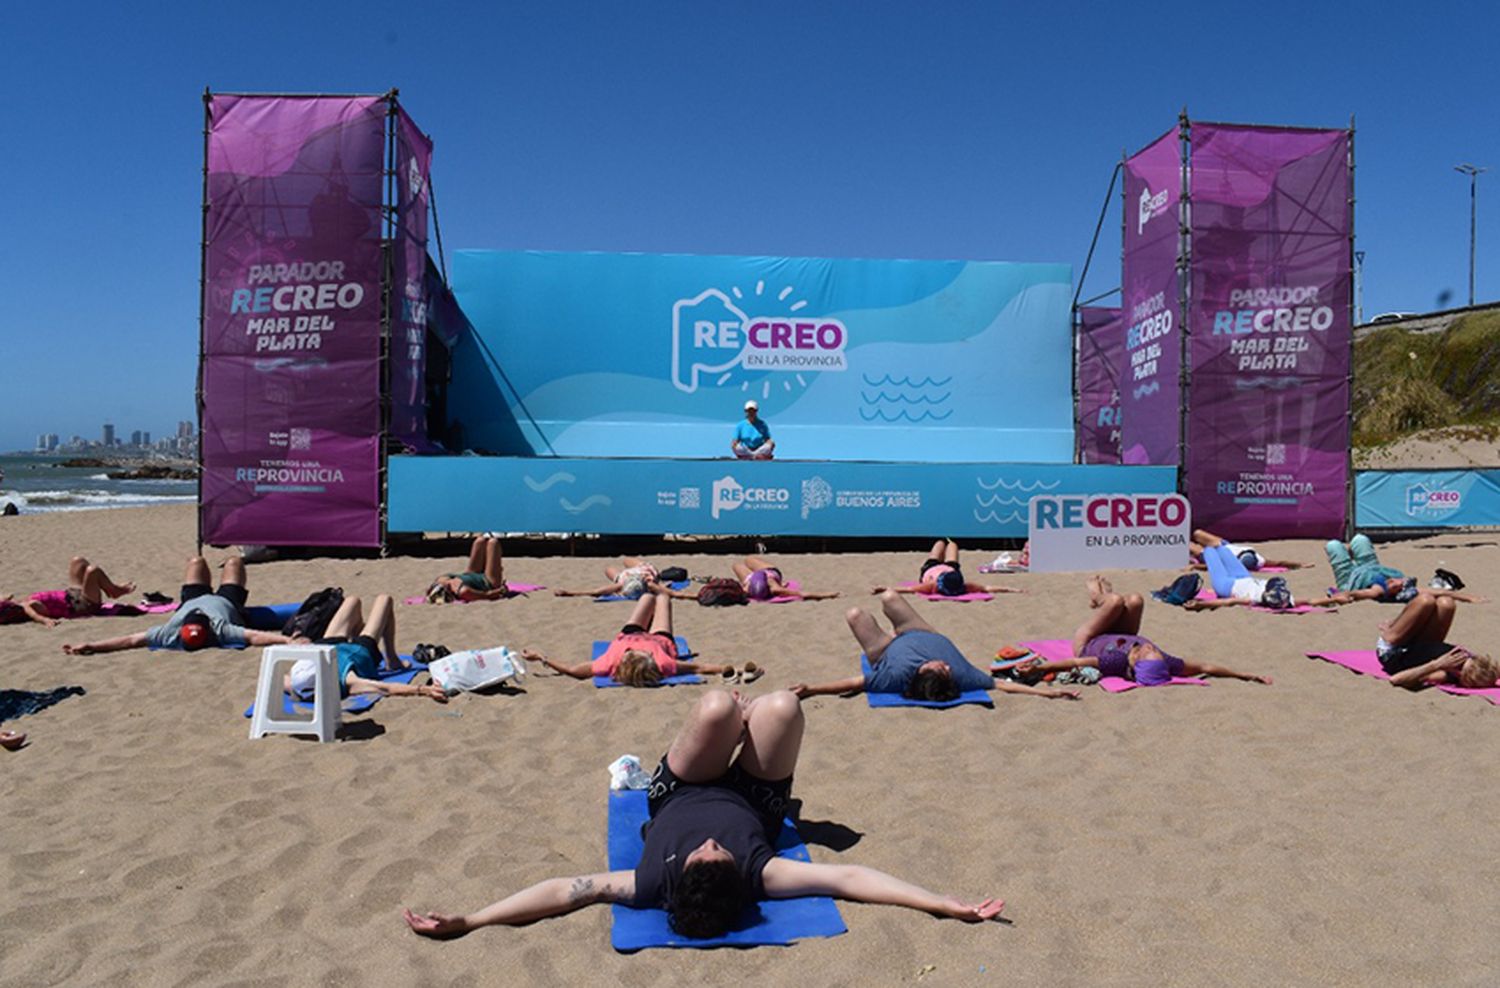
[1184, 124, 1351, 539]
[1075, 306, 1122, 463]
[390, 109, 434, 448]
[1120, 129, 1183, 466]
[202, 95, 386, 546]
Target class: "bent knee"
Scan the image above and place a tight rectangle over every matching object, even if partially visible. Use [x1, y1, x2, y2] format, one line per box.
[759, 689, 803, 721]
[844, 606, 867, 627]
[1124, 592, 1145, 609]
[187, 555, 207, 567]
[879, 589, 902, 606]
[696, 689, 741, 724]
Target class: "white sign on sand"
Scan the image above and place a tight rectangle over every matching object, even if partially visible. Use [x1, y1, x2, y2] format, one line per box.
[1027, 493, 1191, 573]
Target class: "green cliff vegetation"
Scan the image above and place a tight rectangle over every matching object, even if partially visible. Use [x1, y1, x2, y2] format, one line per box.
[1352, 309, 1500, 447]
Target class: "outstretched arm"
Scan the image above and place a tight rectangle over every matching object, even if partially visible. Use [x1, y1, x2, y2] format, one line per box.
[761, 859, 1003, 922]
[535, 654, 594, 679]
[788, 675, 866, 698]
[346, 675, 449, 702]
[1182, 597, 1248, 611]
[404, 870, 636, 939]
[245, 630, 304, 647]
[1179, 660, 1272, 684]
[553, 585, 621, 598]
[652, 582, 699, 600]
[62, 631, 149, 655]
[972, 584, 1025, 595]
[677, 660, 733, 676]
[870, 585, 920, 595]
[992, 679, 1080, 700]
[21, 600, 58, 628]
[1012, 657, 1095, 683]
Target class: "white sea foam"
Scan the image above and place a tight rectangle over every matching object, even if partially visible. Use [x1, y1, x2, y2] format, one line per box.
[0, 489, 195, 513]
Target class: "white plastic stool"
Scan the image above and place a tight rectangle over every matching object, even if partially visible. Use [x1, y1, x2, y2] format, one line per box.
[248, 645, 341, 743]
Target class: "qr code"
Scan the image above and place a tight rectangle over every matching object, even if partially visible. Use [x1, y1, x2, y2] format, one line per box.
[1265, 443, 1286, 465]
[289, 428, 312, 451]
[678, 487, 700, 509]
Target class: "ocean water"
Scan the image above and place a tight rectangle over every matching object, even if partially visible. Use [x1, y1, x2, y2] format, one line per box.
[0, 453, 196, 514]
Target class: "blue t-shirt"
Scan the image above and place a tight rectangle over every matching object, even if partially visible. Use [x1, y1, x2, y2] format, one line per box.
[334, 642, 382, 697]
[864, 630, 992, 693]
[144, 595, 250, 650]
[734, 419, 771, 451]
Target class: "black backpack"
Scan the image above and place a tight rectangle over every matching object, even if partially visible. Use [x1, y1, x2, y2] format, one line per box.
[697, 578, 748, 607]
[658, 566, 689, 583]
[1150, 572, 1202, 607]
[282, 587, 345, 639]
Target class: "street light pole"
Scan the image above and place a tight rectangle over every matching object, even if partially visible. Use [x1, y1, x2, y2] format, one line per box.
[1455, 164, 1487, 306]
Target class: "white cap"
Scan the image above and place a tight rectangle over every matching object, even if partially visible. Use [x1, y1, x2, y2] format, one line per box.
[744, 400, 758, 410]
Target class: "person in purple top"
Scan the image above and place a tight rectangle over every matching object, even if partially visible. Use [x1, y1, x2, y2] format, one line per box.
[403, 689, 1006, 940]
[1012, 576, 1273, 687]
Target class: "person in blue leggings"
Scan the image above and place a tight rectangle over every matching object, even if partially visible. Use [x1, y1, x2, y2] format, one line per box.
[1182, 532, 1294, 611]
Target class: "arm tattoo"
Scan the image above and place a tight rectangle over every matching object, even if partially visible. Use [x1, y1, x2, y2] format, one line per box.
[567, 877, 595, 904]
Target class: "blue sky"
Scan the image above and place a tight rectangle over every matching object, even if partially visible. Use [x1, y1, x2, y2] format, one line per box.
[4, 1, 1497, 452]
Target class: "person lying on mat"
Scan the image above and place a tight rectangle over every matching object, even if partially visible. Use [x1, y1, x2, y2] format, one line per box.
[871, 539, 1023, 598]
[2, 555, 140, 627]
[1375, 590, 1498, 690]
[1186, 528, 1306, 572]
[1012, 576, 1272, 686]
[61, 555, 297, 654]
[1181, 532, 1296, 611]
[788, 590, 1079, 701]
[731, 400, 775, 459]
[284, 593, 448, 703]
[1318, 533, 1417, 603]
[658, 555, 841, 603]
[553, 557, 664, 600]
[404, 688, 1004, 940]
[533, 590, 744, 686]
[424, 536, 511, 603]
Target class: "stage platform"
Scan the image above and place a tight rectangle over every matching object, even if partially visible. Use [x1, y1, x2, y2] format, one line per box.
[388, 456, 1176, 538]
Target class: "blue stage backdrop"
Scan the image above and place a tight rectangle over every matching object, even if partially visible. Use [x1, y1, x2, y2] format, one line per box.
[447, 251, 1074, 463]
[388, 457, 1176, 538]
[1356, 469, 1500, 529]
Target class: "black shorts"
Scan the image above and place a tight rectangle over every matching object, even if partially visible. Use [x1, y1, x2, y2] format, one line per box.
[646, 755, 793, 828]
[1378, 640, 1457, 675]
[620, 623, 675, 642]
[315, 633, 380, 656]
[180, 582, 249, 613]
[919, 558, 962, 577]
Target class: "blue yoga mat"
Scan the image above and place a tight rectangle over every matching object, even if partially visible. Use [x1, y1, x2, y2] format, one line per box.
[593, 581, 692, 602]
[592, 637, 702, 687]
[242, 657, 427, 718]
[860, 655, 994, 709]
[607, 788, 846, 951]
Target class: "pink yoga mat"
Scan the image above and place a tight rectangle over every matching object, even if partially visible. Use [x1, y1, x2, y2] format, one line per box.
[403, 583, 545, 605]
[901, 581, 994, 602]
[1018, 638, 1207, 692]
[751, 579, 804, 603]
[1306, 649, 1500, 705]
[97, 600, 178, 616]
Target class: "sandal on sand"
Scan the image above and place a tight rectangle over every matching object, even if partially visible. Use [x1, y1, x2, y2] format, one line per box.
[0, 731, 27, 751]
[741, 662, 764, 684]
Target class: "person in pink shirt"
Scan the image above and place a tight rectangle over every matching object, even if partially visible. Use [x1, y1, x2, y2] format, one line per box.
[533, 590, 743, 686]
[872, 540, 1023, 598]
[5, 556, 138, 628]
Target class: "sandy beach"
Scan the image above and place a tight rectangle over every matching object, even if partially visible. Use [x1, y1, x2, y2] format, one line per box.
[4, 503, 1500, 986]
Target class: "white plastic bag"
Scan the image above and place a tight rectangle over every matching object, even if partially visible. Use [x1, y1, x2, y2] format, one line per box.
[428, 646, 528, 693]
[608, 754, 651, 791]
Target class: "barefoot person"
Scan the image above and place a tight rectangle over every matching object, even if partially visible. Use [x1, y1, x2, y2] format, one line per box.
[1187, 529, 1307, 572]
[532, 589, 746, 686]
[553, 558, 663, 600]
[61, 555, 296, 654]
[404, 688, 1005, 940]
[4, 556, 139, 627]
[1376, 591, 1498, 690]
[1013, 577, 1273, 686]
[788, 590, 1079, 701]
[872, 540, 1023, 598]
[425, 536, 511, 603]
[284, 594, 448, 703]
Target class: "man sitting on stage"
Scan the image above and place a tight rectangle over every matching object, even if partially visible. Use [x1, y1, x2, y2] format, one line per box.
[731, 401, 775, 459]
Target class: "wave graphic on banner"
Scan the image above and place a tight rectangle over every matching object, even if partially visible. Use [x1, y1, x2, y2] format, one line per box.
[1131, 381, 1162, 400]
[974, 494, 1028, 507]
[975, 478, 1060, 492]
[973, 509, 1027, 525]
[524, 472, 576, 492]
[560, 495, 611, 514]
[862, 374, 953, 388]
[859, 408, 954, 423]
[860, 391, 952, 405]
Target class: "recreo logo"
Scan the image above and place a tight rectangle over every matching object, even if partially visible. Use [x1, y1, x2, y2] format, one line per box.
[1138, 185, 1170, 234]
[1033, 494, 1188, 530]
[1406, 482, 1461, 517]
[672, 288, 849, 393]
[711, 475, 790, 519]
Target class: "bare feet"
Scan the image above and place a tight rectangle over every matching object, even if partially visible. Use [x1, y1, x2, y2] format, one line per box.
[1087, 575, 1113, 607]
[0, 731, 26, 751]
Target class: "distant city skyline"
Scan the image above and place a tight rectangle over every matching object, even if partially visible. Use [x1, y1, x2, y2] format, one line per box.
[23, 419, 197, 457]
